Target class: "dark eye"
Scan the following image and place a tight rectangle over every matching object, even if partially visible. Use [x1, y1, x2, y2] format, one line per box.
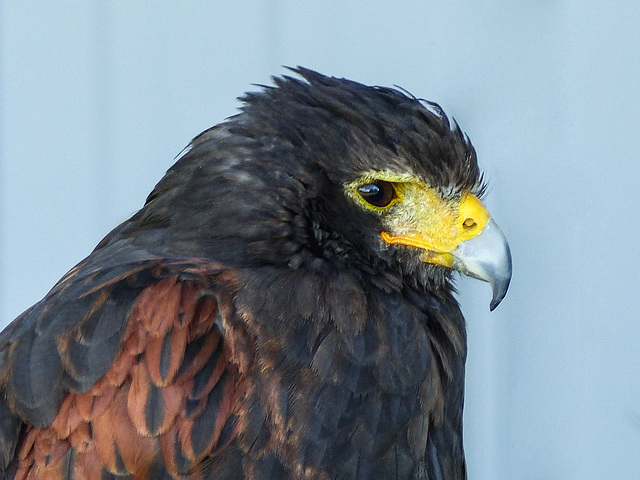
[357, 181, 396, 208]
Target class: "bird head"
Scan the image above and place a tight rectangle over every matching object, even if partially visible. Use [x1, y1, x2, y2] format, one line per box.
[131, 68, 511, 309]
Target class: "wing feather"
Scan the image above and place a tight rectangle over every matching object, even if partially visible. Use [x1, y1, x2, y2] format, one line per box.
[0, 259, 245, 479]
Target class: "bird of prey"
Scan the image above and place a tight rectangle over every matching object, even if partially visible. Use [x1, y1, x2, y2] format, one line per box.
[0, 68, 511, 480]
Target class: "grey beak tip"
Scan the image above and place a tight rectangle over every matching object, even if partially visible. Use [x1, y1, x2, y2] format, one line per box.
[489, 283, 508, 311]
[488, 249, 512, 311]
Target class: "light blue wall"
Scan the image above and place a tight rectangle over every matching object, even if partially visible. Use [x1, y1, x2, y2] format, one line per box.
[1, 2, 639, 478]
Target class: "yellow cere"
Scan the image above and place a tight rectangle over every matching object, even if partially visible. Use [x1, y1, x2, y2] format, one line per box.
[346, 173, 490, 268]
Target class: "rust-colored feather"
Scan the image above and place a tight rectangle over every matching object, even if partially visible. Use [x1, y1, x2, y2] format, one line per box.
[48, 397, 76, 439]
[67, 422, 90, 453]
[137, 278, 182, 336]
[93, 386, 155, 475]
[146, 323, 189, 387]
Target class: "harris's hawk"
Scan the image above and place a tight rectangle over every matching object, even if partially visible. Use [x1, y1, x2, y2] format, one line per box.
[0, 69, 511, 480]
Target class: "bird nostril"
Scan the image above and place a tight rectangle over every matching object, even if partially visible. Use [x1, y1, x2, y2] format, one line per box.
[463, 218, 477, 229]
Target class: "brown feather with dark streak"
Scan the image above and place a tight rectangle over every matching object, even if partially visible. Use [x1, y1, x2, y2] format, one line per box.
[13, 277, 243, 480]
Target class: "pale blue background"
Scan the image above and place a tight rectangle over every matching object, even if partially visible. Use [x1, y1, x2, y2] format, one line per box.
[1, 2, 639, 479]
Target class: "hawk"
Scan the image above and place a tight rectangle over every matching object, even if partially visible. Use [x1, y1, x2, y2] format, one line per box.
[0, 68, 511, 479]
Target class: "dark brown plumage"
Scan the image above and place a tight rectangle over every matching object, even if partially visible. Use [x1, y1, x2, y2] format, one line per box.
[0, 68, 510, 480]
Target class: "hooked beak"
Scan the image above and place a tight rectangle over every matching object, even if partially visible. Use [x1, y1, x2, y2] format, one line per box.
[450, 218, 512, 310]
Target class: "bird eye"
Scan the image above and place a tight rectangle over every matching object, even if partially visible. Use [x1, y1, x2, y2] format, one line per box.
[357, 181, 396, 208]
